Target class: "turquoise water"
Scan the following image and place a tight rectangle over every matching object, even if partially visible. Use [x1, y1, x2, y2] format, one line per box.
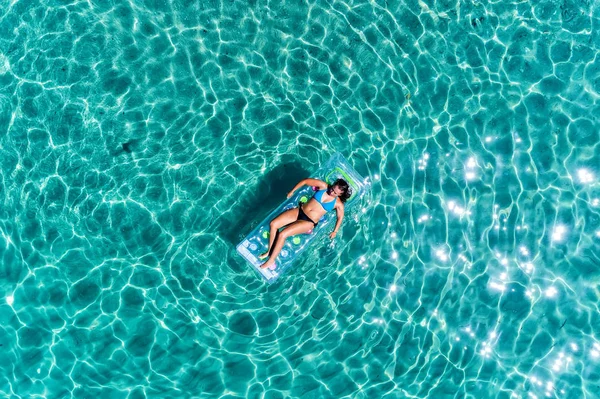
[1, 0, 599, 398]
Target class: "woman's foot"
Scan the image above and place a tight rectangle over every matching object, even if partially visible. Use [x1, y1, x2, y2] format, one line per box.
[258, 252, 269, 260]
[260, 259, 276, 269]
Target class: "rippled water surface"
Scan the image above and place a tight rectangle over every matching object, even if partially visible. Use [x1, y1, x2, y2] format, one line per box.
[1, 0, 599, 398]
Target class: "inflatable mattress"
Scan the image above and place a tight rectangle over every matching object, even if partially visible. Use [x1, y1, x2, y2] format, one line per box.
[236, 152, 370, 284]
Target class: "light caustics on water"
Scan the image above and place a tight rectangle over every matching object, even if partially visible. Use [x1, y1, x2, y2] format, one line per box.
[0, 0, 599, 398]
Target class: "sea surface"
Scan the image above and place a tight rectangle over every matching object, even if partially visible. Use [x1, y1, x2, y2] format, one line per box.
[1, 0, 599, 398]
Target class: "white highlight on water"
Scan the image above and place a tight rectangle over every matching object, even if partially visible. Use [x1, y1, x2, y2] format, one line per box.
[552, 225, 567, 242]
[0, 54, 10, 74]
[577, 168, 594, 184]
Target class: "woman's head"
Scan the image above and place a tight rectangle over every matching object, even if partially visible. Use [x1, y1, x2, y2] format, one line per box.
[327, 179, 352, 203]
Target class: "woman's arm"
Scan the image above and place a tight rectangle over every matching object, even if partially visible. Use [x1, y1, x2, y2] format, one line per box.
[330, 202, 344, 238]
[287, 178, 327, 197]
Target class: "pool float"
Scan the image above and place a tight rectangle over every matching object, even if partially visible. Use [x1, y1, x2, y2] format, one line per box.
[236, 152, 370, 284]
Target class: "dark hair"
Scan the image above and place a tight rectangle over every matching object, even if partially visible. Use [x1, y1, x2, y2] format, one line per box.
[328, 179, 352, 203]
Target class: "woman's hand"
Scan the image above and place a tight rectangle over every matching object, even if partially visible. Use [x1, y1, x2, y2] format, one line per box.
[329, 231, 337, 239]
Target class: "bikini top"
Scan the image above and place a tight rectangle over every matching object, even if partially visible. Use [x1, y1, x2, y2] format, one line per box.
[313, 189, 336, 212]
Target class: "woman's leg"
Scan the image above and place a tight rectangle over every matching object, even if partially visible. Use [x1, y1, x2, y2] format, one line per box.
[260, 220, 314, 269]
[259, 207, 300, 259]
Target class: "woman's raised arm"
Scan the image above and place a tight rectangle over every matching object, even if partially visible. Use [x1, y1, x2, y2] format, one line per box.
[287, 178, 327, 198]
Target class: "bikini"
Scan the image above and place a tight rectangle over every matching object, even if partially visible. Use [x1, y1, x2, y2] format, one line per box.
[267, 190, 335, 257]
[297, 189, 335, 226]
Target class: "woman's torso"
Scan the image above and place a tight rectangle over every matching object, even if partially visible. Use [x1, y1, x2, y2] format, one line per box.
[301, 189, 336, 221]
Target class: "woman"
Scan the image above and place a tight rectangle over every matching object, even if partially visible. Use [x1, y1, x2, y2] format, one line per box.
[259, 178, 352, 269]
